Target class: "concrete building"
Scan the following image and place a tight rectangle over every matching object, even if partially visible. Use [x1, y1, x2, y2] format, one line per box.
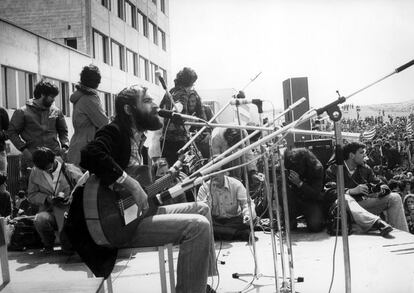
[0, 0, 170, 195]
[0, 0, 171, 120]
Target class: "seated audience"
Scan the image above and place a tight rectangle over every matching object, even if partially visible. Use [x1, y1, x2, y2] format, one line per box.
[28, 147, 83, 252]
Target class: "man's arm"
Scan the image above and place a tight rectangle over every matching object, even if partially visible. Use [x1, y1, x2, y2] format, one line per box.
[27, 170, 49, 206]
[197, 182, 212, 208]
[7, 109, 27, 151]
[234, 179, 256, 221]
[56, 110, 69, 149]
[80, 124, 124, 185]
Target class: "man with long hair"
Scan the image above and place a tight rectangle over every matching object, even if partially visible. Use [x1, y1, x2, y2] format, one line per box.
[284, 148, 325, 232]
[66, 86, 217, 293]
[159, 67, 198, 166]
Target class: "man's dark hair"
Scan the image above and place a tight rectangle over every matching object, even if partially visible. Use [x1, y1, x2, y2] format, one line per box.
[223, 128, 243, 147]
[32, 147, 56, 170]
[114, 86, 146, 136]
[174, 67, 198, 88]
[343, 142, 366, 160]
[80, 65, 101, 89]
[33, 80, 59, 99]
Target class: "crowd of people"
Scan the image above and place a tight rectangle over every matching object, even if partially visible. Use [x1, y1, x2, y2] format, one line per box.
[1, 65, 414, 293]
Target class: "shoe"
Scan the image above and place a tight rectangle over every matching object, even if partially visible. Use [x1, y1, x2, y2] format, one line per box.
[40, 247, 54, 254]
[373, 219, 393, 237]
[206, 284, 217, 293]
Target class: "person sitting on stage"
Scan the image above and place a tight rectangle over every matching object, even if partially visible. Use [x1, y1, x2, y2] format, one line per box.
[28, 147, 83, 252]
[283, 148, 325, 232]
[211, 127, 260, 183]
[66, 85, 217, 293]
[325, 141, 408, 236]
[159, 67, 199, 166]
[197, 160, 256, 241]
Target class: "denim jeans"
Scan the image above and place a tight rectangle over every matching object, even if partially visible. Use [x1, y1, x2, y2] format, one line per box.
[345, 192, 409, 232]
[124, 202, 217, 293]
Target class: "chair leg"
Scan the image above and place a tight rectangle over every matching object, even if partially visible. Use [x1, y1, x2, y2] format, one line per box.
[158, 246, 167, 293]
[166, 244, 175, 293]
[106, 275, 113, 293]
[0, 218, 10, 285]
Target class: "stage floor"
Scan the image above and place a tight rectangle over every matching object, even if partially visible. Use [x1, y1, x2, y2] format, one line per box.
[3, 228, 414, 293]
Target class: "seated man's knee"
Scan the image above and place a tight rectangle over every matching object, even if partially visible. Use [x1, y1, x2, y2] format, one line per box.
[34, 211, 54, 229]
[197, 202, 211, 217]
[388, 192, 403, 206]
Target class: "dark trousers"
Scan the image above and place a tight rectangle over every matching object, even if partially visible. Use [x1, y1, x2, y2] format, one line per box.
[283, 189, 325, 232]
[212, 216, 250, 240]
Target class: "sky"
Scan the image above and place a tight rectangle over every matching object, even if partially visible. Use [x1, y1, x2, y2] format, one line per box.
[169, 0, 414, 110]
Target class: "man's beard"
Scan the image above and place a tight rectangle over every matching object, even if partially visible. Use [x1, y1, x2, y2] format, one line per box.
[131, 107, 163, 131]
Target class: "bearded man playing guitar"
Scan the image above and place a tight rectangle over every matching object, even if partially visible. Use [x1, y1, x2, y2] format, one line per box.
[65, 86, 217, 293]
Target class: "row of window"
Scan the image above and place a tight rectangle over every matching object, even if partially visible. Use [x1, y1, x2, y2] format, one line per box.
[1, 65, 164, 118]
[1, 66, 71, 116]
[98, 0, 167, 50]
[93, 29, 167, 86]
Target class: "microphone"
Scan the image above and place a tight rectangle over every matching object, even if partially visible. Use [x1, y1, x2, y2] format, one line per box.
[158, 109, 202, 123]
[155, 70, 167, 90]
[230, 99, 262, 106]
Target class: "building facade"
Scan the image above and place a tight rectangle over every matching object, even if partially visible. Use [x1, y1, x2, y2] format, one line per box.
[0, 0, 171, 121]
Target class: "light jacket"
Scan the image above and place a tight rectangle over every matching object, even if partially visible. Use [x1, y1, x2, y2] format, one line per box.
[67, 86, 108, 165]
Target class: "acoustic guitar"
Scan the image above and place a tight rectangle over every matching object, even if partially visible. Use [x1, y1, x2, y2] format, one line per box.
[83, 165, 179, 247]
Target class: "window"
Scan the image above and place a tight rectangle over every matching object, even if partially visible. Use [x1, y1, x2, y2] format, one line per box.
[148, 20, 158, 45]
[111, 0, 123, 19]
[64, 38, 77, 50]
[1, 66, 36, 109]
[111, 40, 125, 70]
[126, 49, 138, 76]
[97, 91, 113, 117]
[150, 62, 159, 85]
[158, 28, 166, 51]
[137, 10, 148, 37]
[43, 77, 70, 116]
[139, 56, 149, 81]
[160, 0, 166, 13]
[125, 0, 136, 28]
[100, 0, 110, 9]
[93, 29, 109, 64]
[159, 67, 167, 85]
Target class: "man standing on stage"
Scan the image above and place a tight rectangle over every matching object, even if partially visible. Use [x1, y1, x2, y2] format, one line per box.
[67, 86, 217, 293]
[159, 67, 198, 166]
[8, 80, 69, 191]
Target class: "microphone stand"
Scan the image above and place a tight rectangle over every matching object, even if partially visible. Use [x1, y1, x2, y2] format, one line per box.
[177, 101, 232, 155]
[188, 98, 307, 180]
[312, 58, 414, 293]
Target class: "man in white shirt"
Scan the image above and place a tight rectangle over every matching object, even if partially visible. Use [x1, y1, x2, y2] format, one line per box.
[198, 170, 256, 241]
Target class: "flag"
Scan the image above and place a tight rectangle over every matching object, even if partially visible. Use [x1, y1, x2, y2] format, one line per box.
[406, 118, 413, 136]
[362, 128, 376, 141]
